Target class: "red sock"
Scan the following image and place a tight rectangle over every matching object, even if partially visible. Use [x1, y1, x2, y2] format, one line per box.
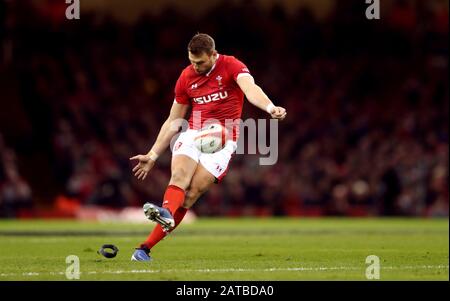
[162, 185, 186, 215]
[139, 185, 186, 250]
[172, 207, 188, 229]
[141, 206, 188, 250]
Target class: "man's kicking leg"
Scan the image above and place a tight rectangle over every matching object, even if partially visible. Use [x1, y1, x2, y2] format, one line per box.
[131, 154, 197, 261]
[132, 161, 215, 261]
[182, 163, 216, 209]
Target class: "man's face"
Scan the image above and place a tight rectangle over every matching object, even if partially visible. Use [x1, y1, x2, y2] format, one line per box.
[189, 51, 216, 74]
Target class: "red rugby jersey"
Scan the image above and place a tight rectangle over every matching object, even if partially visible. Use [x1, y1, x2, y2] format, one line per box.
[174, 54, 252, 141]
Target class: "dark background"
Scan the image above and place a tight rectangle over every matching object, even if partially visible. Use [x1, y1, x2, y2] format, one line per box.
[0, 0, 448, 218]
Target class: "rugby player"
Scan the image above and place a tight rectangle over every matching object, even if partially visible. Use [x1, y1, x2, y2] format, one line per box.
[130, 33, 286, 261]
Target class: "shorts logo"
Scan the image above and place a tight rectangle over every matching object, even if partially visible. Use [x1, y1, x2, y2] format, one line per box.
[193, 91, 228, 104]
[216, 165, 223, 173]
[174, 141, 183, 151]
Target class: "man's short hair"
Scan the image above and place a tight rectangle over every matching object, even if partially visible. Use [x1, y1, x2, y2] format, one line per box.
[188, 33, 215, 56]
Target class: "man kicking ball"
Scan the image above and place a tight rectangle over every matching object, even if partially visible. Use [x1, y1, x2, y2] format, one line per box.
[130, 33, 286, 261]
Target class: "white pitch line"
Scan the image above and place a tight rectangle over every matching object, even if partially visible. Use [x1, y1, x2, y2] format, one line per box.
[0, 265, 448, 278]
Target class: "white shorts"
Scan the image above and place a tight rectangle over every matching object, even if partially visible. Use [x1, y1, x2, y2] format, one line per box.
[172, 129, 237, 182]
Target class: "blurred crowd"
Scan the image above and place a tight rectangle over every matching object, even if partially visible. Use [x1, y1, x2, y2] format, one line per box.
[0, 0, 448, 217]
[0, 132, 33, 217]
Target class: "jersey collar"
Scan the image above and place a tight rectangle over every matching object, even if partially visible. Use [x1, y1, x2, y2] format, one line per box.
[206, 54, 220, 77]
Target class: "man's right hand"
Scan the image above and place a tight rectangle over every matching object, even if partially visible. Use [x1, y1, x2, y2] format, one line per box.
[129, 154, 156, 180]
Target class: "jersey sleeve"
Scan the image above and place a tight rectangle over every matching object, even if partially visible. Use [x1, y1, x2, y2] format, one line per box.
[174, 72, 190, 104]
[228, 57, 252, 82]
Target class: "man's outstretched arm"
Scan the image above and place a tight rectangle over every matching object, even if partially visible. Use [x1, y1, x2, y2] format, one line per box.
[237, 75, 287, 120]
[130, 102, 189, 180]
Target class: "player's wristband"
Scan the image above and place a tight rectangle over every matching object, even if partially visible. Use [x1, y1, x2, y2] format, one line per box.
[148, 150, 159, 161]
[266, 103, 275, 114]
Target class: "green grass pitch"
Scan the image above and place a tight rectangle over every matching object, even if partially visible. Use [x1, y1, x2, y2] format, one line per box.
[0, 218, 448, 280]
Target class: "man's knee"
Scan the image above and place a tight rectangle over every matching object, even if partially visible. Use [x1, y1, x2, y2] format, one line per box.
[183, 186, 206, 208]
[170, 168, 191, 189]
